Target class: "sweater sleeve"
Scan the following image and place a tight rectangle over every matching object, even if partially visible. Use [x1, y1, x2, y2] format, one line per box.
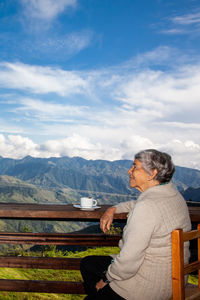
[114, 200, 136, 213]
[106, 200, 156, 281]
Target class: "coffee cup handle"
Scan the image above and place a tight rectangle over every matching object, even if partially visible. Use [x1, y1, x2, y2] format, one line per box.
[93, 199, 97, 207]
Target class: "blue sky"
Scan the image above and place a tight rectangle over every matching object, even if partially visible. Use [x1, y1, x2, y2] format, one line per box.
[0, 0, 200, 169]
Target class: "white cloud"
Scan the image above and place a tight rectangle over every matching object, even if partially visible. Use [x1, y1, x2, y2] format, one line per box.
[160, 29, 188, 35]
[0, 133, 199, 170]
[160, 139, 200, 170]
[42, 134, 103, 158]
[0, 134, 40, 158]
[38, 31, 93, 58]
[14, 98, 88, 122]
[1, 53, 199, 112]
[0, 62, 88, 96]
[115, 65, 200, 122]
[21, 0, 77, 20]
[128, 46, 176, 67]
[30, 30, 93, 57]
[161, 10, 200, 35]
[19, 1, 92, 55]
[172, 12, 200, 25]
[64, 31, 93, 54]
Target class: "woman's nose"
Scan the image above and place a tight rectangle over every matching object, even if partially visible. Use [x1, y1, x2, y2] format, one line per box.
[128, 168, 132, 175]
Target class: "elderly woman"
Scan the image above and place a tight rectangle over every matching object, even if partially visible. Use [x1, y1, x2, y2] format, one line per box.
[80, 149, 191, 300]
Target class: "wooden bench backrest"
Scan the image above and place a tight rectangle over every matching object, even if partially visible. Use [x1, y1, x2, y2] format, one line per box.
[171, 224, 200, 300]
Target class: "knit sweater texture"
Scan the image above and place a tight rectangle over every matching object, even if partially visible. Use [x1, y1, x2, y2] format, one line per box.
[106, 182, 191, 300]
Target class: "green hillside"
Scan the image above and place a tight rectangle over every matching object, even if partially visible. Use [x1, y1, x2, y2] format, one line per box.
[0, 175, 93, 235]
[0, 175, 73, 204]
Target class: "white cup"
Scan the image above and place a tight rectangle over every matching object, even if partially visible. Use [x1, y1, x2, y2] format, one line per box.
[80, 197, 97, 208]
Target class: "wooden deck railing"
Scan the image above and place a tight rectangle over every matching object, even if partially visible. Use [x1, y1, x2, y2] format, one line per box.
[0, 203, 126, 295]
[0, 202, 199, 295]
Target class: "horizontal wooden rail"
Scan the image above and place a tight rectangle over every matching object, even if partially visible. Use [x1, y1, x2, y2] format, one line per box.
[0, 203, 127, 221]
[0, 203, 199, 221]
[183, 229, 200, 242]
[184, 261, 200, 275]
[0, 256, 82, 270]
[0, 279, 85, 294]
[0, 232, 121, 246]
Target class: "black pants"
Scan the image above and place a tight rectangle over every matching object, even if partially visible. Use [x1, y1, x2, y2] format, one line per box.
[80, 255, 125, 300]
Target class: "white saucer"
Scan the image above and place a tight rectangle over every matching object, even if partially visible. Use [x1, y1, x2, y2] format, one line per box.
[73, 204, 101, 211]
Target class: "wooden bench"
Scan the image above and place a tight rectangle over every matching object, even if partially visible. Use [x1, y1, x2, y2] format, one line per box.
[171, 224, 200, 300]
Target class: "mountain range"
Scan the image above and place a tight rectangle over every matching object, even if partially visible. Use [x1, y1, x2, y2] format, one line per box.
[0, 155, 200, 192]
[0, 155, 199, 234]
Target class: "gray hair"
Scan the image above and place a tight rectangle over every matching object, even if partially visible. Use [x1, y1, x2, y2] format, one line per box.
[135, 149, 175, 183]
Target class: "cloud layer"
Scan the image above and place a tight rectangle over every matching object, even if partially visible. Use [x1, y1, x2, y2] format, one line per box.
[0, 46, 199, 170]
[0, 134, 199, 171]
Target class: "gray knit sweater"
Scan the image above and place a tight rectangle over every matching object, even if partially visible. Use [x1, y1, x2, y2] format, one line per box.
[106, 182, 191, 300]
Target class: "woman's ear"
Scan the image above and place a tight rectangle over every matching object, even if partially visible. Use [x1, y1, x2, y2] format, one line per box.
[148, 169, 158, 181]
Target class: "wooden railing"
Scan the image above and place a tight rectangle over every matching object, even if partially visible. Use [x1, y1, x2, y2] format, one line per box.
[0, 203, 126, 295]
[0, 203, 199, 296]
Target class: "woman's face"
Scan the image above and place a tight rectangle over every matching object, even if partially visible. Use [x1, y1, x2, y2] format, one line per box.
[128, 159, 151, 192]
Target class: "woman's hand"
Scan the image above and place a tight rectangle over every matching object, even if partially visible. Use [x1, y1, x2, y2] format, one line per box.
[100, 206, 117, 233]
[96, 279, 107, 291]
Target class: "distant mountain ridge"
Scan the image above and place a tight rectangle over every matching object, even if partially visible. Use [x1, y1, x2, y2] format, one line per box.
[0, 156, 199, 195]
[0, 156, 133, 195]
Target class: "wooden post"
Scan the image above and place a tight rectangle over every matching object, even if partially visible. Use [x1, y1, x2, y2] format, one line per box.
[198, 224, 200, 290]
[171, 229, 185, 300]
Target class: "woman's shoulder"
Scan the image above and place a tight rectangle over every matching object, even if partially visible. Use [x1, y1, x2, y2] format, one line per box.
[139, 182, 177, 199]
[137, 182, 183, 210]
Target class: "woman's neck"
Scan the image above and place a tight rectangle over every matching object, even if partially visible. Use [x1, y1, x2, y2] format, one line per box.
[137, 180, 160, 192]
